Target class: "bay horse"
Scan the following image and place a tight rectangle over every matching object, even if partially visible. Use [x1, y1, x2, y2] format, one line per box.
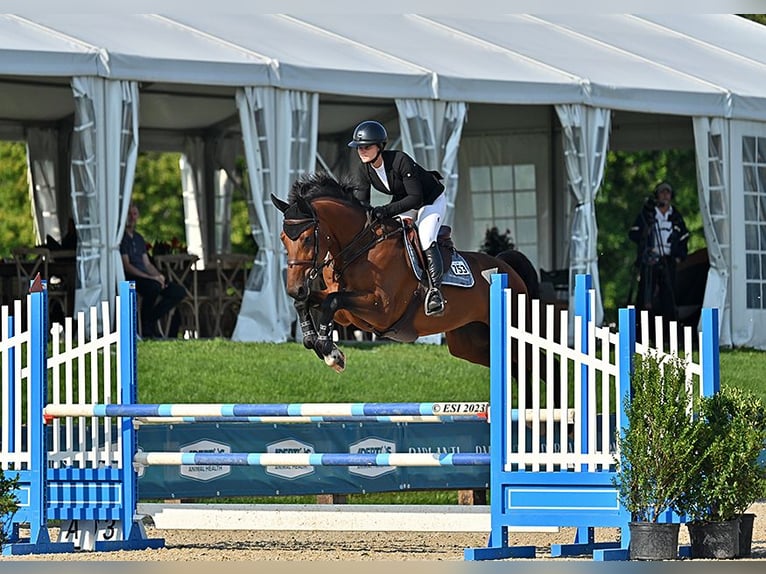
[272, 172, 551, 390]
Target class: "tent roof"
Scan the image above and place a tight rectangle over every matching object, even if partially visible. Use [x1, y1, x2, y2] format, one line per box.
[1, 14, 765, 123]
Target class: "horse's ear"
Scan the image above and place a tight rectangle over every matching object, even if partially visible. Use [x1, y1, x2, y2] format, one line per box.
[296, 194, 312, 215]
[271, 194, 290, 214]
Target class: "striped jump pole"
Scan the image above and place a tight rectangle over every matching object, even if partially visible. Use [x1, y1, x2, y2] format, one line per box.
[134, 415, 486, 425]
[134, 452, 491, 468]
[47, 405, 575, 424]
[44, 401, 489, 420]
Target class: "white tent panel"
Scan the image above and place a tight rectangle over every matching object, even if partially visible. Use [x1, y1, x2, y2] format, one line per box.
[0, 15, 104, 76]
[542, 14, 766, 120]
[432, 16, 731, 113]
[165, 14, 435, 98]
[642, 15, 766, 67]
[296, 14, 585, 104]
[27, 14, 276, 86]
[0, 82, 74, 124]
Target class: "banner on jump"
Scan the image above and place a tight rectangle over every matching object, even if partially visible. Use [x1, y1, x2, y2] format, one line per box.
[136, 421, 490, 498]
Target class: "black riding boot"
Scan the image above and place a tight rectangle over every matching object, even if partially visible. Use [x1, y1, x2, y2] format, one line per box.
[423, 242, 445, 316]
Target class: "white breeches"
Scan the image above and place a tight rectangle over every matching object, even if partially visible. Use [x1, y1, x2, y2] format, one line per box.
[402, 193, 446, 249]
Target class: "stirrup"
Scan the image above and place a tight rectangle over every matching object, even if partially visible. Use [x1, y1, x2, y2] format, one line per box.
[424, 288, 445, 317]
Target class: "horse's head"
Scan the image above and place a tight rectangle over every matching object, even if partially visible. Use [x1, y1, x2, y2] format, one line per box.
[272, 172, 367, 302]
[272, 193, 322, 301]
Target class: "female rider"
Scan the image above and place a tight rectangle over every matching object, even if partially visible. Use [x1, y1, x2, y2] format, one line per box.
[348, 120, 447, 316]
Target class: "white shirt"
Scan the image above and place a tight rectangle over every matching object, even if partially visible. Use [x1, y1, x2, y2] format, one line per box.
[373, 164, 389, 191]
[651, 206, 674, 256]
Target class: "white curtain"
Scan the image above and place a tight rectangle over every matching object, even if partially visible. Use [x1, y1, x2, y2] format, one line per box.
[233, 87, 317, 342]
[26, 127, 67, 244]
[180, 137, 208, 266]
[555, 104, 611, 327]
[70, 78, 139, 326]
[693, 117, 732, 346]
[395, 99, 467, 227]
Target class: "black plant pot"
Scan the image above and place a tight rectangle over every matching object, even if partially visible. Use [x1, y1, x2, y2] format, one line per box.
[687, 518, 740, 559]
[737, 513, 756, 558]
[629, 522, 680, 560]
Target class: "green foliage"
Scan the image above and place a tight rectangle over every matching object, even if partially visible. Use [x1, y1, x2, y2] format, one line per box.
[615, 353, 706, 522]
[741, 14, 766, 26]
[0, 142, 36, 258]
[479, 226, 515, 256]
[131, 152, 185, 247]
[0, 469, 20, 544]
[677, 387, 766, 522]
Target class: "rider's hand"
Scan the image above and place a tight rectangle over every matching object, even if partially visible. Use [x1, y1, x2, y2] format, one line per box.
[371, 206, 387, 221]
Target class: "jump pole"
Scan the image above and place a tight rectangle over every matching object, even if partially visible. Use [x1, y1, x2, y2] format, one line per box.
[134, 452, 490, 467]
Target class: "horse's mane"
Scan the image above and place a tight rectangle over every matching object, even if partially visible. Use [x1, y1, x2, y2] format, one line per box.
[288, 172, 364, 209]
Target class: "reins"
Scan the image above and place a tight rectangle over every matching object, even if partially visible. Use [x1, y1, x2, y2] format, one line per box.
[288, 204, 398, 283]
[330, 222, 400, 279]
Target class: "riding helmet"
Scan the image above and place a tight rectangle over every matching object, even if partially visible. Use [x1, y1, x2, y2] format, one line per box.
[348, 120, 388, 148]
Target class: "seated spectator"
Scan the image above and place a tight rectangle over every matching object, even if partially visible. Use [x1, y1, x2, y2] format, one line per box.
[120, 202, 186, 339]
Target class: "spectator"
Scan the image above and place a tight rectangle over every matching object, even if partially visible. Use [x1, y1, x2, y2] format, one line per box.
[628, 181, 690, 322]
[120, 202, 186, 339]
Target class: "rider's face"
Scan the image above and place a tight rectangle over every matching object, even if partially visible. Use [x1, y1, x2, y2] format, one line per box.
[357, 144, 379, 164]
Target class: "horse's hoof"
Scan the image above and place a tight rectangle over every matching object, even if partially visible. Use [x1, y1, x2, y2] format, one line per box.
[324, 347, 346, 373]
[315, 338, 334, 357]
[303, 335, 317, 350]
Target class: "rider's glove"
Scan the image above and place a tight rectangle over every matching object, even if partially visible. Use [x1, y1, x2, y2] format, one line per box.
[371, 206, 388, 221]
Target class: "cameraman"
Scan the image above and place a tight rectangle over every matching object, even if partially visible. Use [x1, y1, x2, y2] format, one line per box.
[628, 181, 690, 322]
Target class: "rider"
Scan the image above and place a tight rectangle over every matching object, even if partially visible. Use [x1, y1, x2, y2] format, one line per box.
[348, 120, 447, 317]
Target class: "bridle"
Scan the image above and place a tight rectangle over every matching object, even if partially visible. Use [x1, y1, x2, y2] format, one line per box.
[283, 202, 399, 286]
[284, 215, 324, 282]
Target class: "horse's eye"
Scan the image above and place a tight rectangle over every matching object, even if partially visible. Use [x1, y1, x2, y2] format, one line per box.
[303, 235, 314, 247]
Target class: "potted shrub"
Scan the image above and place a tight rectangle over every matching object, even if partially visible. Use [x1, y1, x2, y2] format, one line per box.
[0, 469, 20, 547]
[614, 353, 707, 560]
[677, 386, 766, 559]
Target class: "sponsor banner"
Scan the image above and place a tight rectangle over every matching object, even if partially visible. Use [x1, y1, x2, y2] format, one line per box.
[137, 421, 490, 498]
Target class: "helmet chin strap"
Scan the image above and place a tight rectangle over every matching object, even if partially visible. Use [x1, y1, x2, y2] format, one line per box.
[370, 145, 383, 166]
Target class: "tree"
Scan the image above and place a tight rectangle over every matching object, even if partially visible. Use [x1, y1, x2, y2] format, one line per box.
[0, 142, 36, 258]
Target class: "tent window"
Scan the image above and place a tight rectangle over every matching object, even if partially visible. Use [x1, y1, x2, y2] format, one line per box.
[743, 136, 766, 309]
[468, 163, 538, 263]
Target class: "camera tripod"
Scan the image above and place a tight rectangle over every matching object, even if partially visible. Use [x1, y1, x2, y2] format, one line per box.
[627, 203, 679, 323]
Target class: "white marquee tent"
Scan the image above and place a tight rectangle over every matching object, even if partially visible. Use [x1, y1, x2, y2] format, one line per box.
[1, 14, 765, 348]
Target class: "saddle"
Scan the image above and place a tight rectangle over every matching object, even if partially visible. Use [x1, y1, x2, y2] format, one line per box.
[399, 217, 474, 289]
[365, 217, 474, 344]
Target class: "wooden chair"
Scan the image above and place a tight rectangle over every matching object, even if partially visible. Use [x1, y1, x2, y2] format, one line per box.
[11, 247, 72, 324]
[208, 254, 252, 338]
[153, 253, 201, 339]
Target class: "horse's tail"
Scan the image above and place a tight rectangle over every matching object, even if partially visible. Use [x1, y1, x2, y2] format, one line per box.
[494, 249, 540, 300]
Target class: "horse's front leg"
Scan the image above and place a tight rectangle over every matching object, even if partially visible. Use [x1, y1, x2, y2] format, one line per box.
[294, 299, 322, 358]
[313, 292, 347, 372]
